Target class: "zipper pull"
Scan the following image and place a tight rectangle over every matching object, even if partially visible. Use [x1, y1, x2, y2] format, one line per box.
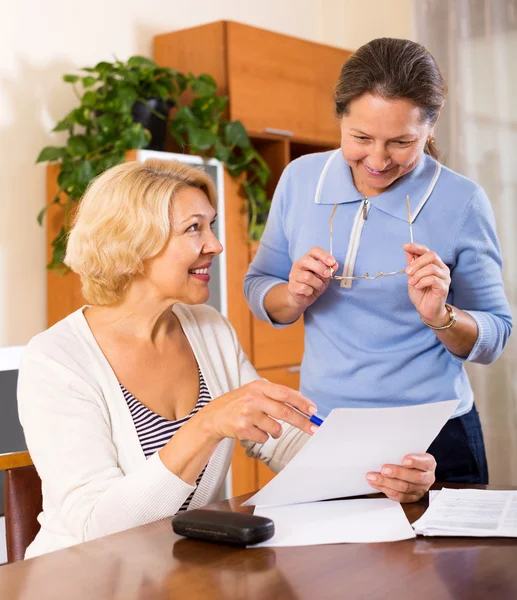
[362, 198, 369, 220]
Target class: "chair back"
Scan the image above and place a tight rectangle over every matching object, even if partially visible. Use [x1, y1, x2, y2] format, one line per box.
[0, 452, 41, 562]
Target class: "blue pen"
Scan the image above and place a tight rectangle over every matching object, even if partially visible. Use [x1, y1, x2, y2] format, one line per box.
[310, 414, 324, 427]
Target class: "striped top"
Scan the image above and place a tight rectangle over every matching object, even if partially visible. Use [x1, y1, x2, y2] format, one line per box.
[120, 367, 211, 511]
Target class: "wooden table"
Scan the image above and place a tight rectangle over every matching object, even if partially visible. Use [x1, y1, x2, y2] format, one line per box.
[1, 485, 516, 600]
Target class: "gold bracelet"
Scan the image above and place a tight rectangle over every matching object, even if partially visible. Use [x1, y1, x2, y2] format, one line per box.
[421, 304, 457, 330]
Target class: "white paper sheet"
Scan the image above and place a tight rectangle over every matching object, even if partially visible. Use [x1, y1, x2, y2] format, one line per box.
[251, 498, 416, 547]
[413, 488, 517, 537]
[244, 400, 459, 508]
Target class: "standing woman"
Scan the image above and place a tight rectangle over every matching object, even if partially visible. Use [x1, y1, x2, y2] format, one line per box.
[245, 38, 512, 490]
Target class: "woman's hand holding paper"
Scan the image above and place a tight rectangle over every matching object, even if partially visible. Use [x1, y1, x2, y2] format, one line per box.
[366, 453, 437, 503]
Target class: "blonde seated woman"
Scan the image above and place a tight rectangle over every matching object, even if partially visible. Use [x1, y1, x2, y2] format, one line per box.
[18, 159, 437, 557]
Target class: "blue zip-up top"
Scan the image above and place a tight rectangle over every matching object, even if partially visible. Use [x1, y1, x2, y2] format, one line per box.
[244, 150, 512, 418]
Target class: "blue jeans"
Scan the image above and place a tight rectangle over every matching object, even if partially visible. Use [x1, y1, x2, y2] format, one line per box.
[427, 404, 489, 484]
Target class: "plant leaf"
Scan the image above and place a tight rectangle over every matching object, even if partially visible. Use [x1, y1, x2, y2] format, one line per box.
[188, 127, 218, 151]
[47, 226, 69, 272]
[81, 91, 98, 108]
[121, 123, 150, 149]
[36, 205, 48, 226]
[96, 113, 115, 132]
[81, 76, 97, 88]
[117, 85, 138, 112]
[174, 105, 198, 125]
[36, 146, 66, 163]
[76, 160, 95, 189]
[52, 116, 74, 132]
[67, 135, 89, 157]
[127, 56, 157, 69]
[189, 74, 217, 97]
[225, 121, 250, 149]
[213, 138, 230, 163]
[92, 61, 113, 76]
[155, 82, 170, 101]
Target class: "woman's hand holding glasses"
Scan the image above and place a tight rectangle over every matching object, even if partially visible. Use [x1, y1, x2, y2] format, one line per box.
[404, 242, 452, 328]
[286, 247, 338, 314]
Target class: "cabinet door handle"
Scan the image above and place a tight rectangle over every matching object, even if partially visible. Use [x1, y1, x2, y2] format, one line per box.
[286, 365, 301, 373]
[264, 127, 294, 137]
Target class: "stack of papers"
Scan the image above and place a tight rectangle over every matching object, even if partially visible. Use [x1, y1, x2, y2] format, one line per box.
[252, 498, 416, 547]
[413, 488, 517, 537]
[241, 401, 461, 548]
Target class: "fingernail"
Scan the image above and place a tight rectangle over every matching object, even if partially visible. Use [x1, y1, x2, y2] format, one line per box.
[310, 426, 317, 434]
[308, 405, 317, 414]
[366, 474, 377, 482]
[323, 269, 330, 277]
[408, 277, 415, 285]
[404, 459, 413, 467]
[406, 266, 414, 275]
[326, 257, 335, 266]
[382, 467, 392, 476]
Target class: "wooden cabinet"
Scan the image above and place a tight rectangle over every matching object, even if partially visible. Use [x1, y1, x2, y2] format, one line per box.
[155, 21, 351, 143]
[252, 316, 304, 370]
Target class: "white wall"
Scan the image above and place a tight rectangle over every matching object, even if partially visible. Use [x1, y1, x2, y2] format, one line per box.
[322, 0, 415, 48]
[0, 0, 414, 345]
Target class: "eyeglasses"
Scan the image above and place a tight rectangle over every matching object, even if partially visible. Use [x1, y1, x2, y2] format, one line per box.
[330, 195, 413, 281]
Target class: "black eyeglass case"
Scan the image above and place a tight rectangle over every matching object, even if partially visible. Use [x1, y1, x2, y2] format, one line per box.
[172, 509, 275, 546]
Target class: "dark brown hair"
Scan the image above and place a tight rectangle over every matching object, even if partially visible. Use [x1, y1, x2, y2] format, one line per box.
[334, 38, 447, 159]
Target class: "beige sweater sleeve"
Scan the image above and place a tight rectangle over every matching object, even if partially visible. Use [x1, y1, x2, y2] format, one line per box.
[242, 423, 311, 473]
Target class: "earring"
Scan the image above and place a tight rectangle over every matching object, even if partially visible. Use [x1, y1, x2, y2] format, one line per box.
[428, 136, 435, 145]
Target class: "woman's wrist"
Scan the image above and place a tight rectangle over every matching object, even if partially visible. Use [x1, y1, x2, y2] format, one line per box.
[264, 284, 305, 324]
[285, 291, 307, 317]
[158, 412, 221, 483]
[191, 409, 224, 445]
[420, 305, 452, 329]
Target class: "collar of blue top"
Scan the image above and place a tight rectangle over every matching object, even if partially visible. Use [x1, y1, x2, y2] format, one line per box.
[314, 149, 442, 224]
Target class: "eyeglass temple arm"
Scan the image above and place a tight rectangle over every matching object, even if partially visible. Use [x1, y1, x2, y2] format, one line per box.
[406, 195, 413, 243]
[329, 205, 338, 257]
[329, 205, 338, 275]
[332, 269, 406, 281]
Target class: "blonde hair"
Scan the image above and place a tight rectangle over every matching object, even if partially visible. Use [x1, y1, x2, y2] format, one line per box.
[65, 158, 217, 305]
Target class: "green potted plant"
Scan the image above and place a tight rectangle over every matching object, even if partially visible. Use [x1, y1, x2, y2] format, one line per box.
[36, 56, 271, 272]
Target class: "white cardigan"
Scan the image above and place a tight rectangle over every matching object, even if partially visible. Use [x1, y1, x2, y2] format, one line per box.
[18, 304, 309, 558]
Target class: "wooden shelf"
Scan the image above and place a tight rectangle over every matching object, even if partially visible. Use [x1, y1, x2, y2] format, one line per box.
[249, 130, 340, 148]
[250, 137, 289, 198]
[290, 140, 337, 161]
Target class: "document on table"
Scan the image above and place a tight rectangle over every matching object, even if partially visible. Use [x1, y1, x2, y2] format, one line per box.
[413, 488, 517, 537]
[243, 400, 459, 508]
[251, 498, 416, 547]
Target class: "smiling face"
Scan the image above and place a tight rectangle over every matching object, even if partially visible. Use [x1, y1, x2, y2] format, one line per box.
[340, 93, 434, 197]
[143, 186, 222, 305]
